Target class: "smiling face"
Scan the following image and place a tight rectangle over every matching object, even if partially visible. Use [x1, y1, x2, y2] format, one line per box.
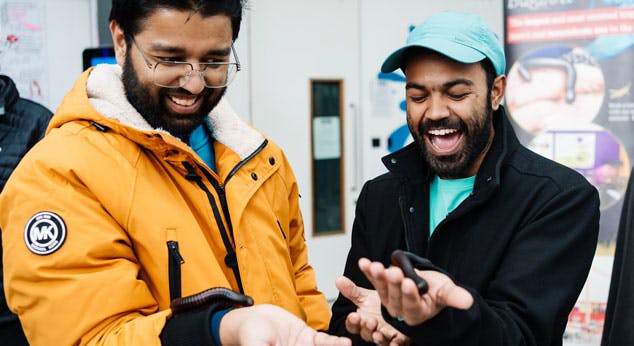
[111, 8, 233, 139]
[404, 50, 505, 178]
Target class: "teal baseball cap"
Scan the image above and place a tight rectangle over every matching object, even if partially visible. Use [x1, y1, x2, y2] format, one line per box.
[381, 11, 506, 76]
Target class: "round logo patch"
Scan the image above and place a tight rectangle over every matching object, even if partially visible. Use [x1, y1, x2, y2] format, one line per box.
[24, 212, 66, 255]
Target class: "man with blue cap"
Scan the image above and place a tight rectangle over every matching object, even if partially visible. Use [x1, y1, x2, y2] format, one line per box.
[329, 11, 599, 345]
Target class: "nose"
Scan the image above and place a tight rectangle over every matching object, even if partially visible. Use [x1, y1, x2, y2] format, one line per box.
[181, 69, 206, 94]
[425, 94, 449, 121]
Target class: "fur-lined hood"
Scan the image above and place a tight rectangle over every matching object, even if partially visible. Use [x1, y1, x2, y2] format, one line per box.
[50, 64, 264, 160]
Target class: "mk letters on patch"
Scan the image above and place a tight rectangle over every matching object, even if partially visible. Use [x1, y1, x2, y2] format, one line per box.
[24, 211, 67, 255]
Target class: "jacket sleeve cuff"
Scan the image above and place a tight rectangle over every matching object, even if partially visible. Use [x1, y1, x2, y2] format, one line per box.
[211, 308, 232, 345]
[160, 304, 223, 346]
[382, 287, 481, 345]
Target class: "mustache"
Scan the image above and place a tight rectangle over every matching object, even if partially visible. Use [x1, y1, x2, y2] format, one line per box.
[162, 87, 212, 98]
[418, 117, 466, 134]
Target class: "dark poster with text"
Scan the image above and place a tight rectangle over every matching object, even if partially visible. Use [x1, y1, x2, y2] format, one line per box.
[505, 1, 634, 344]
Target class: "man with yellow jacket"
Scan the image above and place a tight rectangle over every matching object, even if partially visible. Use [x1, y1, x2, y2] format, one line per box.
[0, 1, 351, 345]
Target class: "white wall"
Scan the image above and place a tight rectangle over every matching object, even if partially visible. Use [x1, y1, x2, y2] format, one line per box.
[45, 0, 98, 111]
[224, 6, 252, 124]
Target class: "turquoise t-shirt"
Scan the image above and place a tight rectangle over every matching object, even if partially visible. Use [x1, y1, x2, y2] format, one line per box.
[188, 122, 216, 172]
[429, 175, 475, 236]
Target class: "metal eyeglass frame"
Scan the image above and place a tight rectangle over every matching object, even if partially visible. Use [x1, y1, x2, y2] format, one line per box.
[131, 38, 241, 89]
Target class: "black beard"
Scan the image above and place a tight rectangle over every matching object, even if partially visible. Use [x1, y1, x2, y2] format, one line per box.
[121, 53, 225, 140]
[413, 103, 493, 178]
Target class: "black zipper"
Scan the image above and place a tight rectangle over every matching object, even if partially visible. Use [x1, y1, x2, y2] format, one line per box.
[184, 162, 243, 293]
[180, 140, 268, 294]
[276, 219, 287, 239]
[209, 182, 235, 245]
[167, 240, 185, 301]
[224, 140, 268, 184]
[205, 140, 269, 249]
[205, 139, 269, 236]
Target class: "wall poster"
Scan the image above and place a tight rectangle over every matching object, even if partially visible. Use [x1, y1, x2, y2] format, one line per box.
[504, 1, 634, 344]
[0, 0, 47, 105]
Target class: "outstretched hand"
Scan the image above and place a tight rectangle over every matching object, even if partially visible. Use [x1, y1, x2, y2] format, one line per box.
[336, 276, 410, 345]
[358, 257, 473, 326]
[219, 304, 351, 346]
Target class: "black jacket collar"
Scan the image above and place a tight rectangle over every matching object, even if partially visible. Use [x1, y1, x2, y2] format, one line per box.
[381, 106, 521, 197]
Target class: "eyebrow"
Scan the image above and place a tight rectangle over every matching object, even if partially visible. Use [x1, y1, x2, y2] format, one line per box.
[405, 82, 425, 91]
[147, 43, 231, 56]
[405, 78, 474, 91]
[444, 78, 474, 88]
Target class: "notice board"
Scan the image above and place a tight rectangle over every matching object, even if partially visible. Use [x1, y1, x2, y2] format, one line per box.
[505, 1, 634, 344]
[0, 0, 96, 110]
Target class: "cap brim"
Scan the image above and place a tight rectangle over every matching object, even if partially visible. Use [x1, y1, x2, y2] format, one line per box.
[381, 38, 487, 73]
[381, 46, 409, 73]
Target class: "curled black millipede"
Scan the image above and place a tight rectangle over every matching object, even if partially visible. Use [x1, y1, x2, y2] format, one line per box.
[170, 287, 254, 315]
[390, 250, 430, 295]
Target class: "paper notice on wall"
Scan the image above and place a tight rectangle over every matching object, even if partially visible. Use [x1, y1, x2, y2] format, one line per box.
[313, 116, 341, 160]
[0, 0, 48, 105]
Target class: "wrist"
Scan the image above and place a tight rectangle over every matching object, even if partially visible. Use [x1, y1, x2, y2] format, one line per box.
[211, 308, 232, 345]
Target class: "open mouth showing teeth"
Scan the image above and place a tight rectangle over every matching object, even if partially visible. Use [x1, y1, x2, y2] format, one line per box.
[428, 128, 458, 136]
[427, 128, 463, 153]
[169, 95, 198, 106]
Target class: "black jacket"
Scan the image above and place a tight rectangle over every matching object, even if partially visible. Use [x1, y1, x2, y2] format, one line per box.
[601, 165, 634, 345]
[330, 107, 600, 346]
[0, 74, 51, 344]
[0, 75, 51, 191]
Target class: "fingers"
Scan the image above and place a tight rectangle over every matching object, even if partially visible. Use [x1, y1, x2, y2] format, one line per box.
[372, 330, 388, 346]
[337, 275, 384, 320]
[358, 258, 391, 303]
[384, 266, 405, 316]
[359, 315, 378, 342]
[391, 332, 411, 346]
[399, 278, 427, 324]
[373, 324, 411, 346]
[415, 269, 473, 309]
[313, 331, 352, 346]
[360, 258, 410, 318]
[344, 312, 361, 334]
[371, 324, 396, 345]
[437, 281, 473, 310]
[347, 312, 380, 343]
[357, 258, 474, 331]
[346, 311, 400, 346]
[336, 276, 366, 306]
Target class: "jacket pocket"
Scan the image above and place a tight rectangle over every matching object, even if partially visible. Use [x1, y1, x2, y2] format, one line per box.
[276, 219, 287, 240]
[167, 240, 185, 301]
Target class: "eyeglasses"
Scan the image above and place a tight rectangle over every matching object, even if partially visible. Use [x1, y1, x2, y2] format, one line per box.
[131, 38, 241, 89]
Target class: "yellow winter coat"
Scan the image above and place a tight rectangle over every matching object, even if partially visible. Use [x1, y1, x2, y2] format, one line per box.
[0, 65, 330, 345]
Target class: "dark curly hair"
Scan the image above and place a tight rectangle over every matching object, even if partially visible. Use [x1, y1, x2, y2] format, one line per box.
[109, 0, 245, 44]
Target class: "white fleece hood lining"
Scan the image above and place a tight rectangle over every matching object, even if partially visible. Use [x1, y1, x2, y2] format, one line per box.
[86, 64, 264, 160]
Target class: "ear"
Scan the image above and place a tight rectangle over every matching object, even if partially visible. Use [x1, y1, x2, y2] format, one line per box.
[110, 20, 127, 66]
[490, 75, 506, 111]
